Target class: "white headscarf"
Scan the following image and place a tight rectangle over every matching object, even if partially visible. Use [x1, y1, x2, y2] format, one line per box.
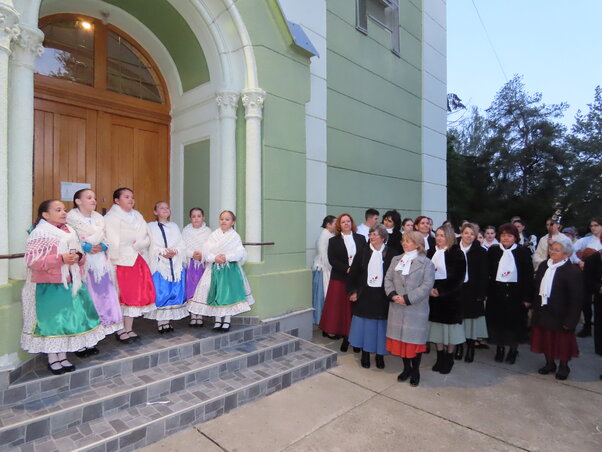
[431, 247, 447, 280]
[342, 233, 357, 266]
[460, 242, 471, 283]
[395, 249, 418, 275]
[539, 258, 568, 305]
[496, 244, 518, 282]
[367, 244, 384, 287]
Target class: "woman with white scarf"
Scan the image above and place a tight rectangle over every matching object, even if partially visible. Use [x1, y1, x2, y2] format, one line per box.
[384, 231, 435, 387]
[22, 200, 104, 375]
[104, 188, 156, 343]
[347, 225, 395, 369]
[145, 202, 189, 332]
[312, 215, 336, 325]
[530, 240, 582, 380]
[486, 223, 534, 364]
[182, 207, 212, 327]
[319, 213, 367, 352]
[188, 210, 254, 332]
[67, 189, 123, 355]
[426, 225, 467, 375]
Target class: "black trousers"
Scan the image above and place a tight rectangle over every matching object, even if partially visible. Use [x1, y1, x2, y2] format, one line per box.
[594, 294, 602, 356]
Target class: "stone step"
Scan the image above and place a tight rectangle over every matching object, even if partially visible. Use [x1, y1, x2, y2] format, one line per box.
[14, 340, 337, 452]
[3, 320, 278, 406]
[0, 331, 298, 450]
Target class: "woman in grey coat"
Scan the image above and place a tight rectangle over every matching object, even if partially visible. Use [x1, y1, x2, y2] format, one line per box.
[385, 231, 436, 386]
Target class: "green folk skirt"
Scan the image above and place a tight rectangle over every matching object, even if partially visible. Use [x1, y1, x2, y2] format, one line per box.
[207, 263, 247, 307]
[34, 283, 101, 337]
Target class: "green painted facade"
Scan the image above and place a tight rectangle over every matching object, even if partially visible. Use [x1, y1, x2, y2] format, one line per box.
[183, 140, 211, 226]
[326, 0, 423, 223]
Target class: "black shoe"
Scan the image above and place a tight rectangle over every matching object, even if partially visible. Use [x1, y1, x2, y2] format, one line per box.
[432, 350, 444, 372]
[398, 358, 412, 381]
[439, 352, 454, 374]
[360, 351, 370, 368]
[127, 331, 141, 341]
[75, 348, 89, 358]
[220, 322, 231, 332]
[115, 331, 133, 344]
[538, 361, 557, 375]
[410, 354, 422, 386]
[340, 337, 349, 352]
[88, 346, 99, 355]
[60, 359, 76, 372]
[158, 324, 166, 334]
[454, 344, 464, 360]
[375, 354, 385, 369]
[353, 347, 361, 353]
[425, 343, 431, 354]
[577, 325, 591, 338]
[165, 323, 174, 333]
[213, 322, 223, 331]
[47, 361, 65, 375]
[505, 348, 518, 364]
[494, 346, 505, 362]
[464, 341, 475, 363]
[555, 363, 570, 380]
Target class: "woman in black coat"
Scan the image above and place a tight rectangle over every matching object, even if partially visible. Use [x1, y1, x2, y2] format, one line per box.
[583, 248, 602, 358]
[347, 224, 394, 369]
[319, 213, 366, 351]
[382, 210, 403, 256]
[456, 223, 489, 363]
[530, 239, 583, 380]
[427, 225, 466, 374]
[486, 223, 534, 364]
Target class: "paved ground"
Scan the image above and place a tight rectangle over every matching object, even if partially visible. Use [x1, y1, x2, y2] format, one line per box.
[141, 327, 602, 452]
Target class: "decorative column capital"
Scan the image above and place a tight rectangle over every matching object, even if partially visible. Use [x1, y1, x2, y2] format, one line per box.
[11, 26, 43, 69]
[215, 90, 239, 119]
[0, 4, 20, 55]
[242, 88, 266, 120]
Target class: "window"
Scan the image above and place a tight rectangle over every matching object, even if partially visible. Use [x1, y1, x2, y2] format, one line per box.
[36, 16, 165, 104]
[356, 0, 400, 56]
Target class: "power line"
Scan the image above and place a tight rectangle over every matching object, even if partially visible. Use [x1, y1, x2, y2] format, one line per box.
[471, 0, 508, 82]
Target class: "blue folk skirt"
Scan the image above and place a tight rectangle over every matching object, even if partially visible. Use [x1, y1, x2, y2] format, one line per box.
[312, 270, 325, 324]
[349, 316, 389, 355]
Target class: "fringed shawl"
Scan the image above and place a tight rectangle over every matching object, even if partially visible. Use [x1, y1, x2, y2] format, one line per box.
[148, 221, 186, 282]
[182, 222, 212, 268]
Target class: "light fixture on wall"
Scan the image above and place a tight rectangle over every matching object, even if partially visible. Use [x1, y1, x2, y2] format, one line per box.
[79, 20, 92, 30]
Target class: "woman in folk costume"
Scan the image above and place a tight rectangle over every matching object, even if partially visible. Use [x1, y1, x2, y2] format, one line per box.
[531, 239, 583, 380]
[182, 207, 212, 327]
[319, 213, 367, 352]
[67, 189, 123, 356]
[426, 225, 467, 375]
[312, 215, 336, 325]
[145, 202, 189, 333]
[189, 210, 254, 332]
[486, 223, 534, 364]
[104, 187, 156, 343]
[385, 231, 436, 387]
[21, 200, 104, 375]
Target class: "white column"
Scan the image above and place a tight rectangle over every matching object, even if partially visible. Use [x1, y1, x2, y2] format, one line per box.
[0, 1, 20, 285]
[242, 88, 266, 263]
[215, 90, 239, 212]
[7, 25, 43, 280]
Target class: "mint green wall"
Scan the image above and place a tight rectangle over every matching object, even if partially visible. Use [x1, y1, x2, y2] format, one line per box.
[183, 140, 211, 226]
[326, 0, 423, 222]
[102, 0, 210, 91]
[0, 280, 31, 364]
[234, 0, 312, 319]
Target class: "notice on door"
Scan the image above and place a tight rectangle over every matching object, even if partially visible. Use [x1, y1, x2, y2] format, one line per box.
[60, 182, 91, 202]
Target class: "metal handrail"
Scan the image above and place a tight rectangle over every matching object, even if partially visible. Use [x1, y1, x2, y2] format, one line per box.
[0, 253, 24, 260]
[243, 242, 275, 246]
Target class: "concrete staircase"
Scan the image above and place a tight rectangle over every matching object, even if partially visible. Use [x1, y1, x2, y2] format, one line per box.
[0, 318, 336, 451]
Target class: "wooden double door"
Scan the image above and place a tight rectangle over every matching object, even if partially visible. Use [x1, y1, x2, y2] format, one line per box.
[33, 98, 169, 220]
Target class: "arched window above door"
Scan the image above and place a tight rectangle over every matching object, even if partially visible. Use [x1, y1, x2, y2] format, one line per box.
[36, 15, 165, 104]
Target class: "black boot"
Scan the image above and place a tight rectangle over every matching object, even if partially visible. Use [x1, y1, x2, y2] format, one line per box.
[432, 350, 444, 372]
[439, 352, 455, 374]
[555, 361, 570, 380]
[454, 344, 464, 360]
[375, 354, 385, 369]
[360, 350, 370, 368]
[410, 353, 422, 387]
[577, 323, 591, 338]
[538, 355, 557, 375]
[353, 347, 361, 353]
[340, 337, 349, 352]
[425, 343, 431, 354]
[494, 346, 505, 362]
[464, 340, 475, 363]
[505, 347, 518, 364]
[397, 358, 412, 381]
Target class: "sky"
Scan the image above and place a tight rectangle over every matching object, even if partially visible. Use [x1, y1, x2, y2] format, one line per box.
[447, 0, 602, 128]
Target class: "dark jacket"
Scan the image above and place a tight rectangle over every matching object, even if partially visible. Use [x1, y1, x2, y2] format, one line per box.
[327, 233, 366, 282]
[583, 251, 602, 298]
[532, 260, 583, 331]
[427, 245, 466, 324]
[386, 229, 403, 257]
[347, 245, 394, 320]
[460, 243, 489, 318]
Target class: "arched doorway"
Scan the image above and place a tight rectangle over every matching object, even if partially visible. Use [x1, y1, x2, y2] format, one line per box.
[33, 14, 170, 219]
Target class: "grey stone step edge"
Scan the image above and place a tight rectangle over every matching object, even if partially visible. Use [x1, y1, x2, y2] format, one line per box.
[0, 332, 302, 446]
[2, 323, 279, 407]
[22, 341, 338, 452]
